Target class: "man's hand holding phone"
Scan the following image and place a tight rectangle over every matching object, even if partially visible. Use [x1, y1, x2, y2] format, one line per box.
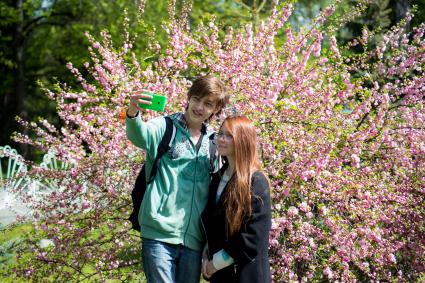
[128, 91, 167, 117]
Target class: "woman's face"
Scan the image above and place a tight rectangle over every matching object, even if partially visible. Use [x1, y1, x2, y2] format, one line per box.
[216, 123, 235, 157]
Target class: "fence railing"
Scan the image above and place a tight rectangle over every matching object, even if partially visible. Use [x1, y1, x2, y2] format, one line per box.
[0, 145, 72, 227]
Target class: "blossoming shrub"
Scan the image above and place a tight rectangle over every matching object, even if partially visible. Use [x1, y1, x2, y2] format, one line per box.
[8, 0, 424, 282]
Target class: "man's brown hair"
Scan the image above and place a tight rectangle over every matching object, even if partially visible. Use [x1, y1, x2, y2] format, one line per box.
[188, 75, 230, 117]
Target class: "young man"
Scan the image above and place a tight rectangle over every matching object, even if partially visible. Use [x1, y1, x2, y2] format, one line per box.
[126, 75, 229, 283]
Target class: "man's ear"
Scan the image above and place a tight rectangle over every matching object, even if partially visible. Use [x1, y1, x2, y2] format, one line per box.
[184, 95, 190, 110]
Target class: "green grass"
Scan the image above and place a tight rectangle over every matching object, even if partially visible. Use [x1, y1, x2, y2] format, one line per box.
[0, 223, 33, 243]
[0, 223, 34, 282]
[0, 223, 209, 282]
[0, 223, 146, 282]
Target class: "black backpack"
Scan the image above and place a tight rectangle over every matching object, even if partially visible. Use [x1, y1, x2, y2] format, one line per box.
[128, 116, 217, 231]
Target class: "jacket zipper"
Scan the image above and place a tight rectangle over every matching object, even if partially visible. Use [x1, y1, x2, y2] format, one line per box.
[183, 138, 200, 246]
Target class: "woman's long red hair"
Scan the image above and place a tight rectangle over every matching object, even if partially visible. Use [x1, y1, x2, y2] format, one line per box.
[221, 115, 260, 236]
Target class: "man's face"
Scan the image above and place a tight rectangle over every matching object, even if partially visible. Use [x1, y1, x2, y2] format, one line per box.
[185, 94, 218, 124]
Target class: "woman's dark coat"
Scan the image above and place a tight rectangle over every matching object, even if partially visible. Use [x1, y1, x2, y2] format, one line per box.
[201, 166, 272, 283]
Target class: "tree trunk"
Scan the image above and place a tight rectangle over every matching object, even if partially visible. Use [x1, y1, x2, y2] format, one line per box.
[13, 0, 29, 156]
[393, 0, 411, 23]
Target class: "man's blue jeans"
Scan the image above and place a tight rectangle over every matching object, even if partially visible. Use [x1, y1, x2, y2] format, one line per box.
[141, 238, 202, 283]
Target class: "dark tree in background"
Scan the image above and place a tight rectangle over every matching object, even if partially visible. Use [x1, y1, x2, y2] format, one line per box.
[393, 0, 411, 22]
[0, 0, 166, 160]
[1, 0, 79, 158]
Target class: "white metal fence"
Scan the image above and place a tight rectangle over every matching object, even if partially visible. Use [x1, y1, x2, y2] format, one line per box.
[0, 145, 72, 227]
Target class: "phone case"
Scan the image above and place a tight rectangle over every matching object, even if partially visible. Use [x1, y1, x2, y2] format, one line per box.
[139, 92, 167, 112]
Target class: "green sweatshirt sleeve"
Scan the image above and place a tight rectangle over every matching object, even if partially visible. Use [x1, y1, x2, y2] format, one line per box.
[125, 114, 166, 157]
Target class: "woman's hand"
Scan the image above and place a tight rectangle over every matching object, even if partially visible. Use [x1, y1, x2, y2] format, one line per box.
[202, 260, 217, 279]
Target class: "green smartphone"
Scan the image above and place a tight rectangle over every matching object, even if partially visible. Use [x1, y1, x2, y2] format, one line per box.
[139, 92, 167, 112]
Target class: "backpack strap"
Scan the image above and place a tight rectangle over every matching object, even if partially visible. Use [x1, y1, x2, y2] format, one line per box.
[147, 116, 176, 184]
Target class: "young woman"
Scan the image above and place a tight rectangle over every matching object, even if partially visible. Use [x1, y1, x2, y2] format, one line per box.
[201, 115, 272, 283]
